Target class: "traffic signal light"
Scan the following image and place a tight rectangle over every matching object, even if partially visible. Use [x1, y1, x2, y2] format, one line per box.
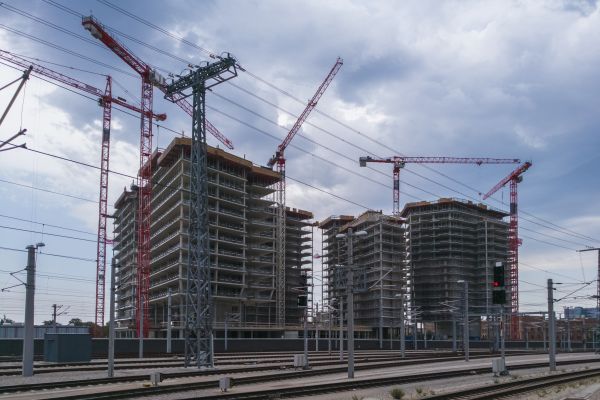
[493, 264, 505, 288]
[492, 262, 506, 305]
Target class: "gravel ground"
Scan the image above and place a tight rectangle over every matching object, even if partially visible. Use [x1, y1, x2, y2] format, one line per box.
[2, 353, 600, 400]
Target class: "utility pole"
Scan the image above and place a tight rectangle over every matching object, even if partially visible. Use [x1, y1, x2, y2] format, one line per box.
[339, 296, 343, 361]
[452, 314, 457, 352]
[500, 306, 506, 363]
[303, 306, 309, 369]
[0, 65, 32, 128]
[52, 304, 61, 333]
[328, 306, 332, 356]
[458, 280, 469, 362]
[347, 234, 355, 379]
[335, 228, 367, 379]
[400, 295, 405, 358]
[139, 294, 144, 359]
[167, 288, 172, 354]
[108, 258, 116, 378]
[23, 243, 43, 377]
[315, 303, 319, 352]
[224, 314, 228, 352]
[548, 279, 556, 371]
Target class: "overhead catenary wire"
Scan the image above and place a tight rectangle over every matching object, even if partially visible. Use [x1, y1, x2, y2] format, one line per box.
[0, 177, 97, 203]
[2, 2, 596, 294]
[6, 139, 593, 264]
[34, 0, 600, 246]
[0, 246, 96, 262]
[0, 24, 137, 78]
[91, 0, 600, 246]
[0, 225, 97, 243]
[0, 213, 96, 236]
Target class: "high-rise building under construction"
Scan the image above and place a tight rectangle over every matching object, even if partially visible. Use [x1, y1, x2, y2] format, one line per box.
[319, 211, 405, 341]
[400, 198, 509, 336]
[112, 138, 313, 338]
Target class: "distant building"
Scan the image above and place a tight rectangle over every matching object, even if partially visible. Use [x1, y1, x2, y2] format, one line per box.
[401, 198, 509, 337]
[564, 307, 600, 320]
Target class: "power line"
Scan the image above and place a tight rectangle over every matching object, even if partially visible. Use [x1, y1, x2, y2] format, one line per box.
[42, 0, 600, 245]
[0, 23, 136, 77]
[0, 269, 95, 282]
[0, 246, 96, 262]
[75, 0, 600, 247]
[0, 59, 188, 140]
[0, 177, 97, 203]
[0, 225, 97, 243]
[0, 214, 96, 236]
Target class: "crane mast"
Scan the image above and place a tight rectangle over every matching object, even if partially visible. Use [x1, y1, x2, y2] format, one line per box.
[483, 161, 532, 340]
[359, 156, 521, 215]
[267, 58, 343, 327]
[82, 16, 235, 339]
[0, 49, 166, 332]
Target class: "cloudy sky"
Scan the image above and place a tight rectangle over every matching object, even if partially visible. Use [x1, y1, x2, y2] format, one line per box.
[0, 0, 599, 325]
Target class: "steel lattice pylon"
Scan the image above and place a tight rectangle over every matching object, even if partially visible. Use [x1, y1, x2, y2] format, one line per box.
[165, 56, 237, 368]
[95, 76, 112, 330]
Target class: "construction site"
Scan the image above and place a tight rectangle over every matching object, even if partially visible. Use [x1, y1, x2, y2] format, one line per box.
[1, 3, 600, 398]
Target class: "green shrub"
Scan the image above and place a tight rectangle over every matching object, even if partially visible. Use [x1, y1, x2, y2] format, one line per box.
[390, 387, 405, 399]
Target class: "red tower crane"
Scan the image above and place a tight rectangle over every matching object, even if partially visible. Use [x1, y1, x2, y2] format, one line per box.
[82, 16, 234, 337]
[267, 57, 343, 326]
[0, 49, 166, 331]
[359, 156, 521, 215]
[483, 161, 532, 340]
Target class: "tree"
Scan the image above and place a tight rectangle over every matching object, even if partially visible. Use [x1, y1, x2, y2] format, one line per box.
[43, 320, 54, 326]
[0, 314, 14, 325]
[69, 317, 83, 326]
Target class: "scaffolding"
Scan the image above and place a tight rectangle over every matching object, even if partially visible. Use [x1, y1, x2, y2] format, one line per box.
[112, 137, 313, 337]
[401, 198, 509, 337]
[319, 211, 406, 340]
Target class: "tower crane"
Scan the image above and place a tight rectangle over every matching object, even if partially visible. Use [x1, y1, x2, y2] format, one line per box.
[359, 156, 521, 216]
[267, 57, 343, 326]
[0, 49, 166, 331]
[82, 16, 235, 338]
[483, 161, 532, 340]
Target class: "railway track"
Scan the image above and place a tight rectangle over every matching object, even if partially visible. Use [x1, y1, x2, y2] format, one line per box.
[0, 351, 506, 376]
[423, 367, 600, 399]
[0, 356, 596, 399]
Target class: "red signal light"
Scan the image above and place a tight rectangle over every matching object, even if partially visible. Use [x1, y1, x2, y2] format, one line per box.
[493, 281, 500, 287]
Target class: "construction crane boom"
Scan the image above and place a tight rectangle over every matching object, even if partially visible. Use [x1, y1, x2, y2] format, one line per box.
[359, 156, 521, 215]
[0, 50, 166, 120]
[360, 156, 520, 166]
[483, 161, 532, 200]
[483, 161, 532, 340]
[0, 48, 166, 331]
[82, 16, 233, 149]
[267, 57, 343, 327]
[268, 57, 343, 167]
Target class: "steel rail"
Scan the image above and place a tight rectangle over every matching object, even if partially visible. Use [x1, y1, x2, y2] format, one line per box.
[1, 357, 595, 399]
